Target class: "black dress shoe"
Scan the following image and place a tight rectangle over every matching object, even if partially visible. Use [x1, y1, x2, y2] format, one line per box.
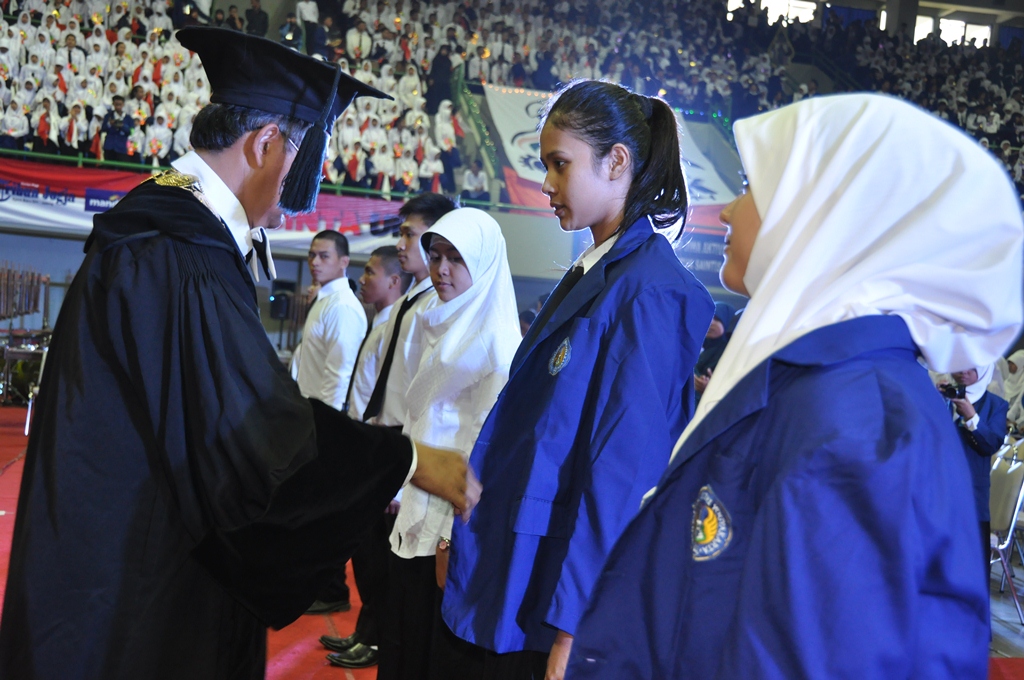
[305, 599, 352, 614]
[326, 643, 379, 668]
[320, 633, 359, 652]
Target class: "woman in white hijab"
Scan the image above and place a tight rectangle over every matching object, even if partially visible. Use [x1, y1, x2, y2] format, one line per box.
[1005, 350, 1024, 427]
[567, 93, 1023, 680]
[380, 207, 520, 677]
[397, 63, 422, 111]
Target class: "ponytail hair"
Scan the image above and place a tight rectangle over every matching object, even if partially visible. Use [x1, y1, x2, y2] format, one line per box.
[539, 79, 686, 232]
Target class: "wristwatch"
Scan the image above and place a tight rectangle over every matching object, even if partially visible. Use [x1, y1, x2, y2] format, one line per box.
[437, 537, 451, 552]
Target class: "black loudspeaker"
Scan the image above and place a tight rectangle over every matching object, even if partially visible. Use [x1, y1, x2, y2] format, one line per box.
[269, 280, 296, 320]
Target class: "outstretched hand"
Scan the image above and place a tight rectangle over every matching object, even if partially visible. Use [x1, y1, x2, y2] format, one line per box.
[411, 442, 482, 519]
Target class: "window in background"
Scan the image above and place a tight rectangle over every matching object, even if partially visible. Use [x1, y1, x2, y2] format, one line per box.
[914, 15, 935, 43]
[761, 0, 816, 25]
[939, 18, 966, 45]
[965, 24, 992, 46]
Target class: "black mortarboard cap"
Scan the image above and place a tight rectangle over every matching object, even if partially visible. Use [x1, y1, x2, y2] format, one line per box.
[176, 27, 392, 212]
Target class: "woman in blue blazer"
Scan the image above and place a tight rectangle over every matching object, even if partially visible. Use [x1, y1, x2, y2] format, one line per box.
[566, 94, 1024, 679]
[434, 80, 714, 678]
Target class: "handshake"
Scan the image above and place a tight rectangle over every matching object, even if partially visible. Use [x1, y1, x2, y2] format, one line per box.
[411, 442, 482, 518]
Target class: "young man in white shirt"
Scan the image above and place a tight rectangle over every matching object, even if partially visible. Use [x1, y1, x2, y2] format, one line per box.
[346, 246, 412, 420]
[298, 230, 368, 615]
[297, 230, 368, 413]
[322, 245, 412, 668]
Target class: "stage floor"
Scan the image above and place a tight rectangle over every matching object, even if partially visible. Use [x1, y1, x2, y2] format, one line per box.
[1, 406, 1024, 679]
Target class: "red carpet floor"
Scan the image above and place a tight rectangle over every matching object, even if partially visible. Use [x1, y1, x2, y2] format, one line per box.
[0, 405, 1023, 679]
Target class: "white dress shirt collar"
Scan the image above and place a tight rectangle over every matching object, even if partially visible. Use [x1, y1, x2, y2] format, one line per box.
[575, 231, 621, 274]
[172, 150, 251, 256]
[372, 302, 395, 329]
[406, 275, 434, 298]
[316, 275, 352, 301]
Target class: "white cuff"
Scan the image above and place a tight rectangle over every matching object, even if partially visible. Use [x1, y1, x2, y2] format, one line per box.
[963, 414, 980, 431]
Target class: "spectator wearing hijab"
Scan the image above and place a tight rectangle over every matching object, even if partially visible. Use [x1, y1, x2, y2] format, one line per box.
[0, 101, 29, 149]
[30, 97, 59, 154]
[1005, 350, 1024, 430]
[940, 365, 1009, 569]
[426, 45, 453, 115]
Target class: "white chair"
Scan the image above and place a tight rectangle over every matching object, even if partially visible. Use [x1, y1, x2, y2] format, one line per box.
[991, 453, 1024, 625]
[23, 345, 48, 437]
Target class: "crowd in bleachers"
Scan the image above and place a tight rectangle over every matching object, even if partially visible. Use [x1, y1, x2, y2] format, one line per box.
[0, 0, 471, 195]
[5, 0, 1024, 198]
[786, 11, 1024, 197]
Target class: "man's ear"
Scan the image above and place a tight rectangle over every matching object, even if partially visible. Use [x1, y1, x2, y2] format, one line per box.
[247, 122, 282, 169]
[340, 255, 351, 270]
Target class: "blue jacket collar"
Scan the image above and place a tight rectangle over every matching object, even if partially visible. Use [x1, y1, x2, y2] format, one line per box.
[667, 315, 918, 471]
[510, 217, 655, 378]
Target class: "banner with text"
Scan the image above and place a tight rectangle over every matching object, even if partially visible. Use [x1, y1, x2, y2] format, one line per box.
[0, 158, 404, 254]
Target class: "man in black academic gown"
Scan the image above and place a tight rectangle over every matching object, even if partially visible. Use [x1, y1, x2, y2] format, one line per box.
[0, 27, 476, 680]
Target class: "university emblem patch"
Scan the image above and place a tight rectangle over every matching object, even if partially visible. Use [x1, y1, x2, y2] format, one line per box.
[692, 485, 732, 561]
[548, 338, 571, 375]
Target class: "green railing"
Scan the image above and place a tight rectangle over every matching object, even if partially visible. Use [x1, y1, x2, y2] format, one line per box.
[0, 146, 550, 212]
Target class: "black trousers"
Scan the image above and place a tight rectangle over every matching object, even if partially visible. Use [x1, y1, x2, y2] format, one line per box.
[378, 553, 438, 680]
[303, 21, 318, 53]
[317, 562, 350, 605]
[430, 617, 548, 680]
[351, 512, 396, 645]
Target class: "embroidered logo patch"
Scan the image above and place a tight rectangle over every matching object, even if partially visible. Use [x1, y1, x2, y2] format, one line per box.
[548, 338, 572, 375]
[692, 485, 732, 561]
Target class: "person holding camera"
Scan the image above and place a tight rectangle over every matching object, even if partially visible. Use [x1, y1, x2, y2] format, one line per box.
[940, 365, 1009, 572]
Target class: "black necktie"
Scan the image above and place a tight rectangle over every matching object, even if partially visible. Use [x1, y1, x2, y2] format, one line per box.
[342, 325, 373, 414]
[523, 265, 584, 349]
[362, 288, 430, 422]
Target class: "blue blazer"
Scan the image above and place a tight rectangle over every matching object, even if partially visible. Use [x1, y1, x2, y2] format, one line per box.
[441, 218, 714, 653]
[566, 316, 989, 680]
[955, 390, 1008, 522]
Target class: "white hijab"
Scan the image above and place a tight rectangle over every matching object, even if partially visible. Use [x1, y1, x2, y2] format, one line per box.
[673, 93, 1023, 460]
[965, 363, 995, 404]
[1006, 350, 1024, 423]
[394, 208, 519, 557]
[404, 207, 520, 431]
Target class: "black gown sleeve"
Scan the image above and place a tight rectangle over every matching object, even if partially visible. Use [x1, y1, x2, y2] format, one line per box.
[98, 193, 413, 628]
[193, 400, 412, 629]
